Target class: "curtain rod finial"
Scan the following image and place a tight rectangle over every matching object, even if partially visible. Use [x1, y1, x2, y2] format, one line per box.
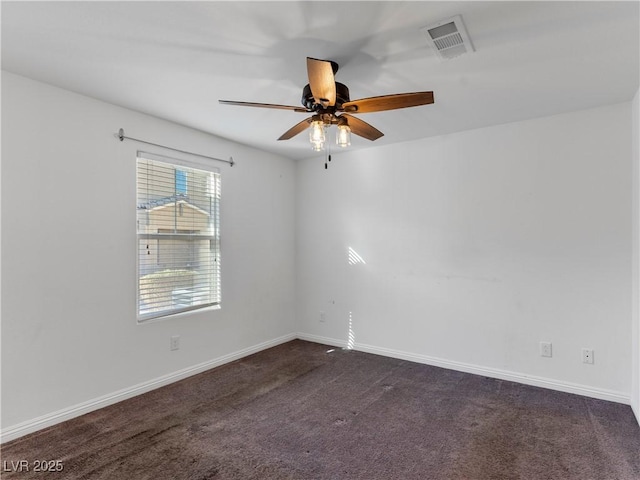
[229, 156, 235, 167]
[118, 128, 124, 141]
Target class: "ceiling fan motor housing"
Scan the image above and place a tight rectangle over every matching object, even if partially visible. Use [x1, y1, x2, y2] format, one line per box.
[302, 82, 350, 111]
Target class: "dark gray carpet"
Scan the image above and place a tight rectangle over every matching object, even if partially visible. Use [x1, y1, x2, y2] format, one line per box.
[2, 340, 639, 479]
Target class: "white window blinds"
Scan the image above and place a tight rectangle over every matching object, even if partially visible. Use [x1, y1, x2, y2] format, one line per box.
[136, 152, 220, 321]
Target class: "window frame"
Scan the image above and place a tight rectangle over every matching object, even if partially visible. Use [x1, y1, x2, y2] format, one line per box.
[136, 151, 221, 323]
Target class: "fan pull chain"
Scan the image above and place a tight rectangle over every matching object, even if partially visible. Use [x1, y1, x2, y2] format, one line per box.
[324, 145, 332, 170]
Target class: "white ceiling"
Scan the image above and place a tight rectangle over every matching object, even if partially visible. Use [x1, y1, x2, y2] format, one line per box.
[2, 1, 638, 160]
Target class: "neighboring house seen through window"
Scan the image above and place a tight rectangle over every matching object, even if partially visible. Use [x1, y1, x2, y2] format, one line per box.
[136, 152, 220, 321]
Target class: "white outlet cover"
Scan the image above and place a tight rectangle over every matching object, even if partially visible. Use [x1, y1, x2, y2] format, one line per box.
[540, 342, 552, 357]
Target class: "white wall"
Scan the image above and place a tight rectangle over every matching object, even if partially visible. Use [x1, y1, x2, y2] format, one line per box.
[1, 72, 296, 435]
[296, 102, 633, 402]
[632, 88, 640, 423]
[2, 70, 636, 439]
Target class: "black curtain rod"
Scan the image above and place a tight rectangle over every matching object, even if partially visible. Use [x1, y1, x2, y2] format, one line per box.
[116, 128, 234, 166]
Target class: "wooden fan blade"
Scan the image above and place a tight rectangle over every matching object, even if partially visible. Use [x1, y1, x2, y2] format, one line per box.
[307, 57, 336, 107]
[278, 117, 314, 140]
[219, 100, 308, 112]
[342, 114, 384, 141]
[342, 91, 434, 113]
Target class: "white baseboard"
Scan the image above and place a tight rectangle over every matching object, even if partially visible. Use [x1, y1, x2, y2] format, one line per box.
[297, 333, 631, 405]
[0, 333, 296, 444]
[2, 332, 631, 443]
[297, 332, 349, 349]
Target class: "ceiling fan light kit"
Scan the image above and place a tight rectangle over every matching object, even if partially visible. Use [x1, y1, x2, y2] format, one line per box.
[309, 119, 326, 151]
[336, 123, 351, 148]
[219, 56, 435, 159]
[308, 115, 351, 151]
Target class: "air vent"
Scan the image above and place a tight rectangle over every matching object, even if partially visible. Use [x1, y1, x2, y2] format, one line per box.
[421, 15, 474, 60]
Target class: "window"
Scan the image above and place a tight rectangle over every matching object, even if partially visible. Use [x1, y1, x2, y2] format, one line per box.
[136, 152, 220, 321]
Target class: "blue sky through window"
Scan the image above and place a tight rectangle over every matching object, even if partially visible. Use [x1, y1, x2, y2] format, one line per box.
[175, 169, 187, 194]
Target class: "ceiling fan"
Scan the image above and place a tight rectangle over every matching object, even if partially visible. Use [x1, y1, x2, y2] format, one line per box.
[219, 57, 434, 152]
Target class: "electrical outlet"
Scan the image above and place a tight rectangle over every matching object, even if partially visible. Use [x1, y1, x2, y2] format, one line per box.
[582, 348, 594, 364]
[540, 342, 552, 358]
[170, 335, 180, 351]
[320, 311, 326, 323]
